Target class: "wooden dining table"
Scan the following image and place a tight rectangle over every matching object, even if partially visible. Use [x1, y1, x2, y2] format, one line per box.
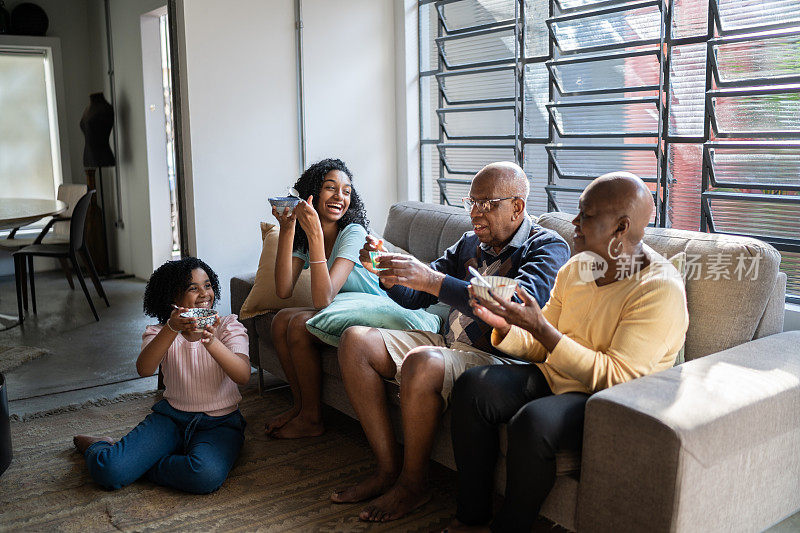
[0, 198, 68, 329]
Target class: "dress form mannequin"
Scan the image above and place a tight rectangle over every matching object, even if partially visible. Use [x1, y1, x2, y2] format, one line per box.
[80, 93, 116, 275]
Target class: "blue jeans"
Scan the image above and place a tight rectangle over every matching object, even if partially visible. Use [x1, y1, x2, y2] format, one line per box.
[84, 399, 246, 494]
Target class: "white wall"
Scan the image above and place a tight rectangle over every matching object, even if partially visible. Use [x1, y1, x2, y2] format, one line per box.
[178, 0, 300, 314]
[178, 0, 402, 314]
[302, 0, 398, 233]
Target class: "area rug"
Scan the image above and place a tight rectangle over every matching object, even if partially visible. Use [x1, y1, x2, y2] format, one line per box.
[0, 344, 49, 374]
[0, 386, 459, 532]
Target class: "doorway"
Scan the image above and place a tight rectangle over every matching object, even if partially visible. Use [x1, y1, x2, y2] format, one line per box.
[141, 6, 181, 265]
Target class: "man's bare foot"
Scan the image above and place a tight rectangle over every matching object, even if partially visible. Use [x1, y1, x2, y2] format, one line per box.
[331, 471, 398, 504]
[358, 481, 432, 522]
[264, 406, 300, 435]
[73, 435, 114, 454]
[270, 415, 324, 439]
[443, 517, 491, 532]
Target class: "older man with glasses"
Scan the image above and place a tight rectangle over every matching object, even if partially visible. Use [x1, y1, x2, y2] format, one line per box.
[331, 162, 571, 522]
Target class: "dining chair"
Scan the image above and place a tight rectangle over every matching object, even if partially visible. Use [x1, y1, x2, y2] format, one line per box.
[13, 190, 109, 323]
[0, 184, 88, 293]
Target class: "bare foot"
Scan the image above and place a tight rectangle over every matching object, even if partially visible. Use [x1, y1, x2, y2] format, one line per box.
[331, 471, 398, 504]
[264, 406, 300, 435]
[73, 435, 114, 454]
[358, 481, 432, 522]
[443, 517, 491, 532]
[270, 415, 324, 439]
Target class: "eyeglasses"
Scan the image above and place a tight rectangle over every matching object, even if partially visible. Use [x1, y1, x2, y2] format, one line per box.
[461, 196, 520, 214]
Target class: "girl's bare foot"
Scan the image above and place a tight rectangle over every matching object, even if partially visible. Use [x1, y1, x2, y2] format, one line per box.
[73, 435, 115, 454]
[358, 481, 432, 522]
[270, 415, 324, 439]
[264, 406, 300, 435]
[331, 470, 399, 504]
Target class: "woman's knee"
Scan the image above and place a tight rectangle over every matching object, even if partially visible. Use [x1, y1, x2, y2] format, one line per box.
[182, 456, 230, 494]
[270, 308, 298, 339]
[507, 404, 555, 458]
[86, 446, 134, 490]
[286, 313, 313, 342]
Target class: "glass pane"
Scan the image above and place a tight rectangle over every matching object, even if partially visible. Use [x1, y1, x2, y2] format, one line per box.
[439, 145, 516, 173]
[0, 52, 59, 198]
[524, 0, 549, 57]
[667, 143, 703, 231]
[551, 99, 660, 136]
[421, 75, 439, 140]
[556, 0, 619, 9]
[708, 195, 800, 241]
[669, 44, 706, 137]
[713, 90, 800, 135]
[420, 2, 439, 71]
[551, 51, 659, 94]
[779, 250, 800, 300]
[714, 32, 800, 85]
[550, 146, 658, 181]
[524, 62, 549, 138]
[441, 107, 516, 138]
[439, 67, 515, 104]
[524, 144, 549, 215]
[671, 0, 708, 39]
[549, 188, 582, 213]
[716, 0, 800, 33]
[421, 144, 441, 204]
[440, 180, 472, 207]
[441, 0, 515, 31]
[440, 27, 516, 67]
[551, 4, 661, 52]
[709, 145, 800, 188]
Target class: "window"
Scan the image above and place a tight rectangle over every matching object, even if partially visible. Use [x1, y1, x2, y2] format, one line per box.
[419, 0, 800, 302]
[0, 47, 63, 200]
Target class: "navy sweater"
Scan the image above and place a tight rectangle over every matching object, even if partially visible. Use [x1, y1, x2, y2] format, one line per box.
[385, 221, 570, 356]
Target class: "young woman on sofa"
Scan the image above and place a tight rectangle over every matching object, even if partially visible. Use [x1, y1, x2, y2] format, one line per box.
[266, 158, 384, 438]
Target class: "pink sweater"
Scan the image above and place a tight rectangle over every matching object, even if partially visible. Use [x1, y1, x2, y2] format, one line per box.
[142, 314, 250, 416]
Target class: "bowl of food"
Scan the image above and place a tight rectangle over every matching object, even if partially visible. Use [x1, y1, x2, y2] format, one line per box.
[268, 196, 301, 212]
[470, 275, 517, 302]
[180, 308, 218, 332]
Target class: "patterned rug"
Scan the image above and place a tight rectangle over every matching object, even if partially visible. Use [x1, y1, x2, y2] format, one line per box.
[0, 386, 459, 532]
[0, 344, 49, 374]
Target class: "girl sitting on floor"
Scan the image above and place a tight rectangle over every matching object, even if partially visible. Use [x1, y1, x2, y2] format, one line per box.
[73, 257, 251, 494]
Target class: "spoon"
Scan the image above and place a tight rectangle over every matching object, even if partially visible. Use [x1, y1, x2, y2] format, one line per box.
[287, 187, 301, 199]
[468, 266, 492, 289]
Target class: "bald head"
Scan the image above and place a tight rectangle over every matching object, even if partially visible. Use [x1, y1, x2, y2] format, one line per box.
[583, 172, 653, 243]
[473, 162, 529, 200]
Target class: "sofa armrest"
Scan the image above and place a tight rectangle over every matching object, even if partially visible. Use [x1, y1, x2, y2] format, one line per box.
[577, 331, 800, 533]
[230, 272, 256, 316]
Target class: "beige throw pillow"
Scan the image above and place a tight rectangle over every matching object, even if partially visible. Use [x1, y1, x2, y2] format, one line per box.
[239, 223, 313, 319]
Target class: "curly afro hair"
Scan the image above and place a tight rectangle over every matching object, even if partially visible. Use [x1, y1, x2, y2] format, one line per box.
[291, 158, 370, 253]
[143, 257, 221, 325]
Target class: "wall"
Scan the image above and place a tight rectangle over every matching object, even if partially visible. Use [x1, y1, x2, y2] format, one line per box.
[177, 0, 401, 314]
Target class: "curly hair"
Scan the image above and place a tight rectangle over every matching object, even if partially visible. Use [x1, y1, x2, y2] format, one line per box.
[291, 158, 370, 253]
[143, 257, 221, 325]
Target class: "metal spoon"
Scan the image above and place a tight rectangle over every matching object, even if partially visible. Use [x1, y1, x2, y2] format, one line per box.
[287, 187, 301, 199]
[468, 266, 492, 289]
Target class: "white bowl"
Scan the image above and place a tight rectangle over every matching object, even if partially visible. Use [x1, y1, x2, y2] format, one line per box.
[180, 308, 218, 331]
[470, 275, 517, 302]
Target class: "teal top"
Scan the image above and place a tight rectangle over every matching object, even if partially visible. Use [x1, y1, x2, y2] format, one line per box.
[292, 223, 383, 296]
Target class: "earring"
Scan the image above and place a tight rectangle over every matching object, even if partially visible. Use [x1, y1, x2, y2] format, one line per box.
[607, 238, 623, 259]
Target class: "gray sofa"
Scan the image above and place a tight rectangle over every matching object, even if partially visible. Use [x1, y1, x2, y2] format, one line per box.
[231, 201, 800, 532]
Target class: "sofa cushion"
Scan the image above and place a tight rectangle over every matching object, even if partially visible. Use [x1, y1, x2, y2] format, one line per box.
[538, 212, 782, 361]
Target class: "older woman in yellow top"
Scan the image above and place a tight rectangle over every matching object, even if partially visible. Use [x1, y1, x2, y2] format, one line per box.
[446, 172, 689, 533]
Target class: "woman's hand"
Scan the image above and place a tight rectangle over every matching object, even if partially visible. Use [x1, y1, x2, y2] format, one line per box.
[360, 234, 385, 275]
[201, 315, 220, 345]
[295, 195, 322, 240]
[468, 286, 511, 335]
[272, 205, 297, 228]
[471, 285, 544, 337]
[167, 306, 196, 333]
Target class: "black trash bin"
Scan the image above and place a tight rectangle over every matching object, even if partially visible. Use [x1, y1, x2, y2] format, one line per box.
[0, 372, 11, 476]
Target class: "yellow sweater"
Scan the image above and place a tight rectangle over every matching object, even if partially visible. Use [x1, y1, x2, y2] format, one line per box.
[492, 245, 689, 395]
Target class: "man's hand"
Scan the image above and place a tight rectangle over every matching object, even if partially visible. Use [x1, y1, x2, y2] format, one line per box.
[473, 285, 544, 337]
[376, 254, 444, 295]
[360, 234, 385, 275]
